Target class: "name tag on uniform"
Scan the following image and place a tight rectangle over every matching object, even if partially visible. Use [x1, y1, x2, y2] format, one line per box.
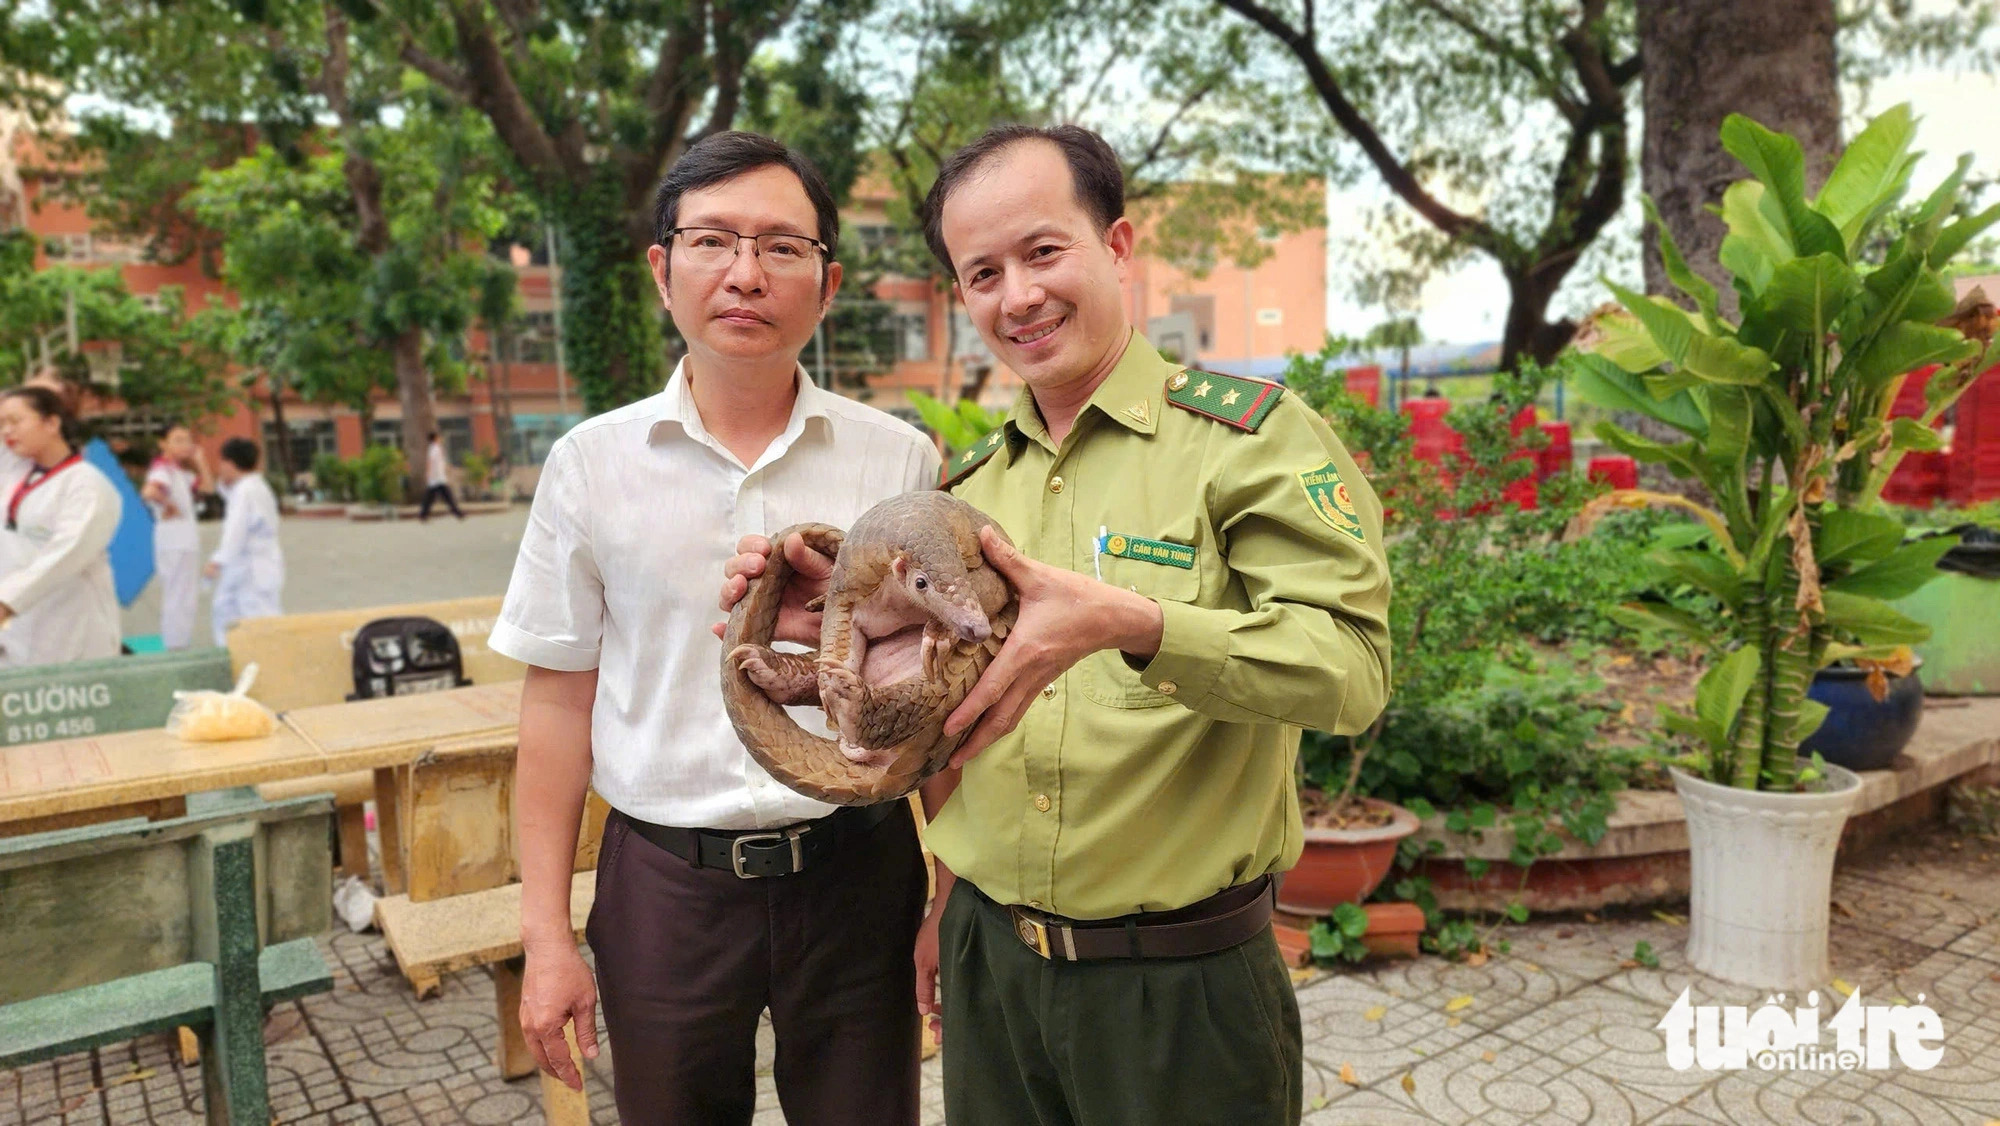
[1096, 532, 1195, 569]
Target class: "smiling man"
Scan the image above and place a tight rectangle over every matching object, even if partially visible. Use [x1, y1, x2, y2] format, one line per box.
[491, 132, 939, 1125]
[912, 125, 1394, 1124]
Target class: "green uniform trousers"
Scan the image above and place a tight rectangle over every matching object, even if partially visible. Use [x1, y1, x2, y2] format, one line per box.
[940, 881, 1303, 1125]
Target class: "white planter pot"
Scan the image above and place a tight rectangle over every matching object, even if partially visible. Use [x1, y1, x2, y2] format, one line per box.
[1671, 763, 1863, 990]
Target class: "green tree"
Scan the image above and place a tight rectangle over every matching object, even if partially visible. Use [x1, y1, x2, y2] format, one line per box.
[0, 231, 234, 424]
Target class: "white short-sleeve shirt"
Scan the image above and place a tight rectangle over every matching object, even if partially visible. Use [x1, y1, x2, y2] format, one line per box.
[489, 361, 943, 829]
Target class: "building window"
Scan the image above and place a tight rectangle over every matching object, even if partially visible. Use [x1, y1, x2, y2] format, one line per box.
[1171, 294, 1216, 352]
[896, 308, 930, 362]
[507, 311, 560, 364]
[262, 419, 340, 462]
[950, 310, 993, 361]
[853, 224, 900, 257]
[508, 413, 581, 467]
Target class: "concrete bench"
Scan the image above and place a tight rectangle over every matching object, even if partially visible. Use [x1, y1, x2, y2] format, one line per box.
[0, 647, 234, 749]
[0, 788, 336, 1124]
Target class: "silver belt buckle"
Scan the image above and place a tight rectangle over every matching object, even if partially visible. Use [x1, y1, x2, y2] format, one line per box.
[1010, 906, 1077, 960]
[730, 826, 805, 878]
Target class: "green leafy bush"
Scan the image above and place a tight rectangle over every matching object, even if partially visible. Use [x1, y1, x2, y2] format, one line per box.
[311, 452, 356, 503]
[354, 444, 407, 505]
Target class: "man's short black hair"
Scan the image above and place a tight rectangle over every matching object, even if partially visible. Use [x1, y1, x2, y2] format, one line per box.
[220, 437, 260, 471]
[428, 431, 439, 442]
[652, 131, 841, 277]
[921, 124, 1126, 276]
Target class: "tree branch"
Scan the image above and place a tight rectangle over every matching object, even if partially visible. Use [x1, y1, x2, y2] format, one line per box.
[1126, 78, 1218, 186]
[444, 0, 567, 182]
[399, 42, 473, 100]
[1217, 0, 1499, 255]
[1414, 0, 1581, 122]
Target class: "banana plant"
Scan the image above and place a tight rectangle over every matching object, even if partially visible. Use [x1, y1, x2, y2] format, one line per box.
[1569, 104, 1998, 791]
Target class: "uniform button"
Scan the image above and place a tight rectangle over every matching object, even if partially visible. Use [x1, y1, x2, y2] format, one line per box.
[1158, 680, 1178, 696]
[1048, 475, 1065, 494]
[1034, 793, 1052, 812]
[1040, 683, 1057, 700]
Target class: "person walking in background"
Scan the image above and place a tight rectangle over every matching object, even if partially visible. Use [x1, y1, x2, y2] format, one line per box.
[204, 437, 283, 646]
[419, 430, 464, 522]
[142, 422, 210, 650]
[0, 385, 123, 668]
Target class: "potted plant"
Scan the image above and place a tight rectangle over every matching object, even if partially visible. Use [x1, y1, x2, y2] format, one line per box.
[1570, 105, 1995, 988]
[1283, 733, 1422, 916]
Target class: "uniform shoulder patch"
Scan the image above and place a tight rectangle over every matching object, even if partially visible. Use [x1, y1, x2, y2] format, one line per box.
[1299, 460, 1367, 544]
[1164, 369, 1284, 432]
[938, 428, 1006, 489]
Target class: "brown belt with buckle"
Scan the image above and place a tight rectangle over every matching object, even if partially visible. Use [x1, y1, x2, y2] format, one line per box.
[612, 802, 900, 879]
[988, 876, 1277, 961]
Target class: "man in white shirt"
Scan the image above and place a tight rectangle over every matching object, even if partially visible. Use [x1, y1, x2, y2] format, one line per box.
[490, 132, 940, 1125]
[205, 438, 284, 646]
[418, 431, 464, 522]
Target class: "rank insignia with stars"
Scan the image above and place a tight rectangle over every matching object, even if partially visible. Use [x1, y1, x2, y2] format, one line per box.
[938, 427, 1005, 489]
[1164, 369, 1284, 432]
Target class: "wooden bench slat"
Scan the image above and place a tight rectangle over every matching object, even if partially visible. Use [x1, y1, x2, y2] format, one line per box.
[0, 963, 214, 1067]
[375, 872, 594, 991]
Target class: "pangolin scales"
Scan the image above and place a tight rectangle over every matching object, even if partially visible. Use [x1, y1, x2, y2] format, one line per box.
[720, 491, 1017, 805]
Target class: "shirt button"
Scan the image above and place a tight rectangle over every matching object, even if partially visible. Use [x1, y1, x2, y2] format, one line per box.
[1034, 793, 1052, 812]
[1158, 680, 1179, 696]
[1048, 475, 1065, 494]
[1040, 683, 1057, 700]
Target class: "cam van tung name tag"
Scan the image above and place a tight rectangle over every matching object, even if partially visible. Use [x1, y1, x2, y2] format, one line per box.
[1096, 532, 1195, 569]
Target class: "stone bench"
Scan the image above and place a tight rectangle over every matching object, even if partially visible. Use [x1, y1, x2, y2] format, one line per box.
[0, 788, 336, 1124]
[0, 647, 234, 749]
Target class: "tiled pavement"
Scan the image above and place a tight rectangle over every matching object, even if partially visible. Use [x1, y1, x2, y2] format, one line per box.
[4, 825, 1997, 1125]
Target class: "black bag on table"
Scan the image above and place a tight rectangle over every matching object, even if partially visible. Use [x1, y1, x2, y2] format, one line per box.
[346, 615, 472, 700]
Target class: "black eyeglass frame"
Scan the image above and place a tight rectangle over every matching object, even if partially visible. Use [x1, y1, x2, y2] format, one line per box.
[663, 226, 834, 263]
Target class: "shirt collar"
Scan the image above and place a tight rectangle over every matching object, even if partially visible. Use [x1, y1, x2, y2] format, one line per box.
[1003, 328, 1171, 449]
[652, 357, 834, 446]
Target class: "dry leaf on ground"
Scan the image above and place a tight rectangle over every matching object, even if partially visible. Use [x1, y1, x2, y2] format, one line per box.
[1466, 951, 1490, 967]
[1401, 1073, 1417, 1096]
[1481, 1050, 1498, 1063]
[1339, 1062, 1360, 1087]
[1445, 994, 1474, 1012]
[1364, 1005, 1388, 1022]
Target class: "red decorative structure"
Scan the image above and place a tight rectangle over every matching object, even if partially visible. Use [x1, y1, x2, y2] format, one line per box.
[1881, 361, 2000, 507]
[1342, 364, 1383, 407]
[1588, 455, 1639, 490]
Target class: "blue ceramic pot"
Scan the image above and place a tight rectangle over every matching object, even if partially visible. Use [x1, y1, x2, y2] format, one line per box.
[1800, 663, 1924, 772]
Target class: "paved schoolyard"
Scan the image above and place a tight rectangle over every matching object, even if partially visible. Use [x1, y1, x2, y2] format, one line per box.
[3, 821, 1997, 1124]
[119, 507, 533, 643]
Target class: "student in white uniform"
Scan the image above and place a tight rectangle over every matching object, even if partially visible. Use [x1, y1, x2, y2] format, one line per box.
[204, 437, 284, 647]
[141, 423, 211, 650]
[0, 385, 123, 668]
[418, 430, 464, 522]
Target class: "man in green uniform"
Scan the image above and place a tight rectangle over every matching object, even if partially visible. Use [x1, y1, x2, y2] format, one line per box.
[905, 124, 1394, 1124]
[719, 122, 1391, 1122]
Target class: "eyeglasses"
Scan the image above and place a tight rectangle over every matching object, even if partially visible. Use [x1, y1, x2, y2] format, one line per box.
[667, 227, 830, 275]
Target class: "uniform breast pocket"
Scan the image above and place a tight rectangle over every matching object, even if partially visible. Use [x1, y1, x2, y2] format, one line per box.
[1082, 523, 1205, 709]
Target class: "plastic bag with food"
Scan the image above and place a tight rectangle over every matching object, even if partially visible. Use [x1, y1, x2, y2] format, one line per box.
[166, 664, 277, 742]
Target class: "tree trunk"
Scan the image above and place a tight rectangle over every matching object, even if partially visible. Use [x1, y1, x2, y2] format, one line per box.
[266, 374, 293, 483]
[1500, 269, 1573, 372]
[392, 327, 437, 503]
[492, 328, 517, 464]
[1638, 0, 1842, 313]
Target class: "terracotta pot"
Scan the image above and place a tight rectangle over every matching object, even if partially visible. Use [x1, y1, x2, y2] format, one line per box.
[1278, 797, 1421, 915]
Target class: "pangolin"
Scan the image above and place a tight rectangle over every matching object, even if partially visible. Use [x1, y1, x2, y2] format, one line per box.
[720, 491, 1017, 805]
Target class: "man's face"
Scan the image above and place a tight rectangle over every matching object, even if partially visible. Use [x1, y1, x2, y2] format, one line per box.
[647, 164, 844, 371]
[940, 141, 1134, 391]
[162, 426, 194, 462]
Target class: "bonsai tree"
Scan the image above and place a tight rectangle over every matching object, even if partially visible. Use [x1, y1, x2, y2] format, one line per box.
[1571, 104, 1997, 791]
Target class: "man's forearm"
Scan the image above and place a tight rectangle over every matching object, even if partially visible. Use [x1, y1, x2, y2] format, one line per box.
[517, 666, 598, 950]
[919, 772, 962, 903]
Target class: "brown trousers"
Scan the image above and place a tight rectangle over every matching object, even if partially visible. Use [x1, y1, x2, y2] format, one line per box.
[586, 808, 926, 1125]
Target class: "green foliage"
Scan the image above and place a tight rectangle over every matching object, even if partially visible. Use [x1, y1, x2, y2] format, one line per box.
[351, 445, 407, 507]
[1306, 902, 1370, 965]
[310, 452, 356, 504]
[1631, 940, 1660, 969]
[1572, 105, 1998, 791]
[461, 451, 493, 497]
[907, 389, 1005, 454]
[0, 232, 234, 422]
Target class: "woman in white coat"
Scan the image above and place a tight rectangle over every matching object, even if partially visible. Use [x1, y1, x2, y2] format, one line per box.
[204, 437, 283, 647]
[141, 423, 211, 650]
[0, 385, 123, 668]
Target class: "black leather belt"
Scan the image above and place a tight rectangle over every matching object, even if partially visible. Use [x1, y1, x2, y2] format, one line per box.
[613, 801, 901, 879]
[983, 876, 1277, 961]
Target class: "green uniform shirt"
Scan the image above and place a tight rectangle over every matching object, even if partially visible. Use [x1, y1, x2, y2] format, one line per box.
[926, 332, 1393, 920]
